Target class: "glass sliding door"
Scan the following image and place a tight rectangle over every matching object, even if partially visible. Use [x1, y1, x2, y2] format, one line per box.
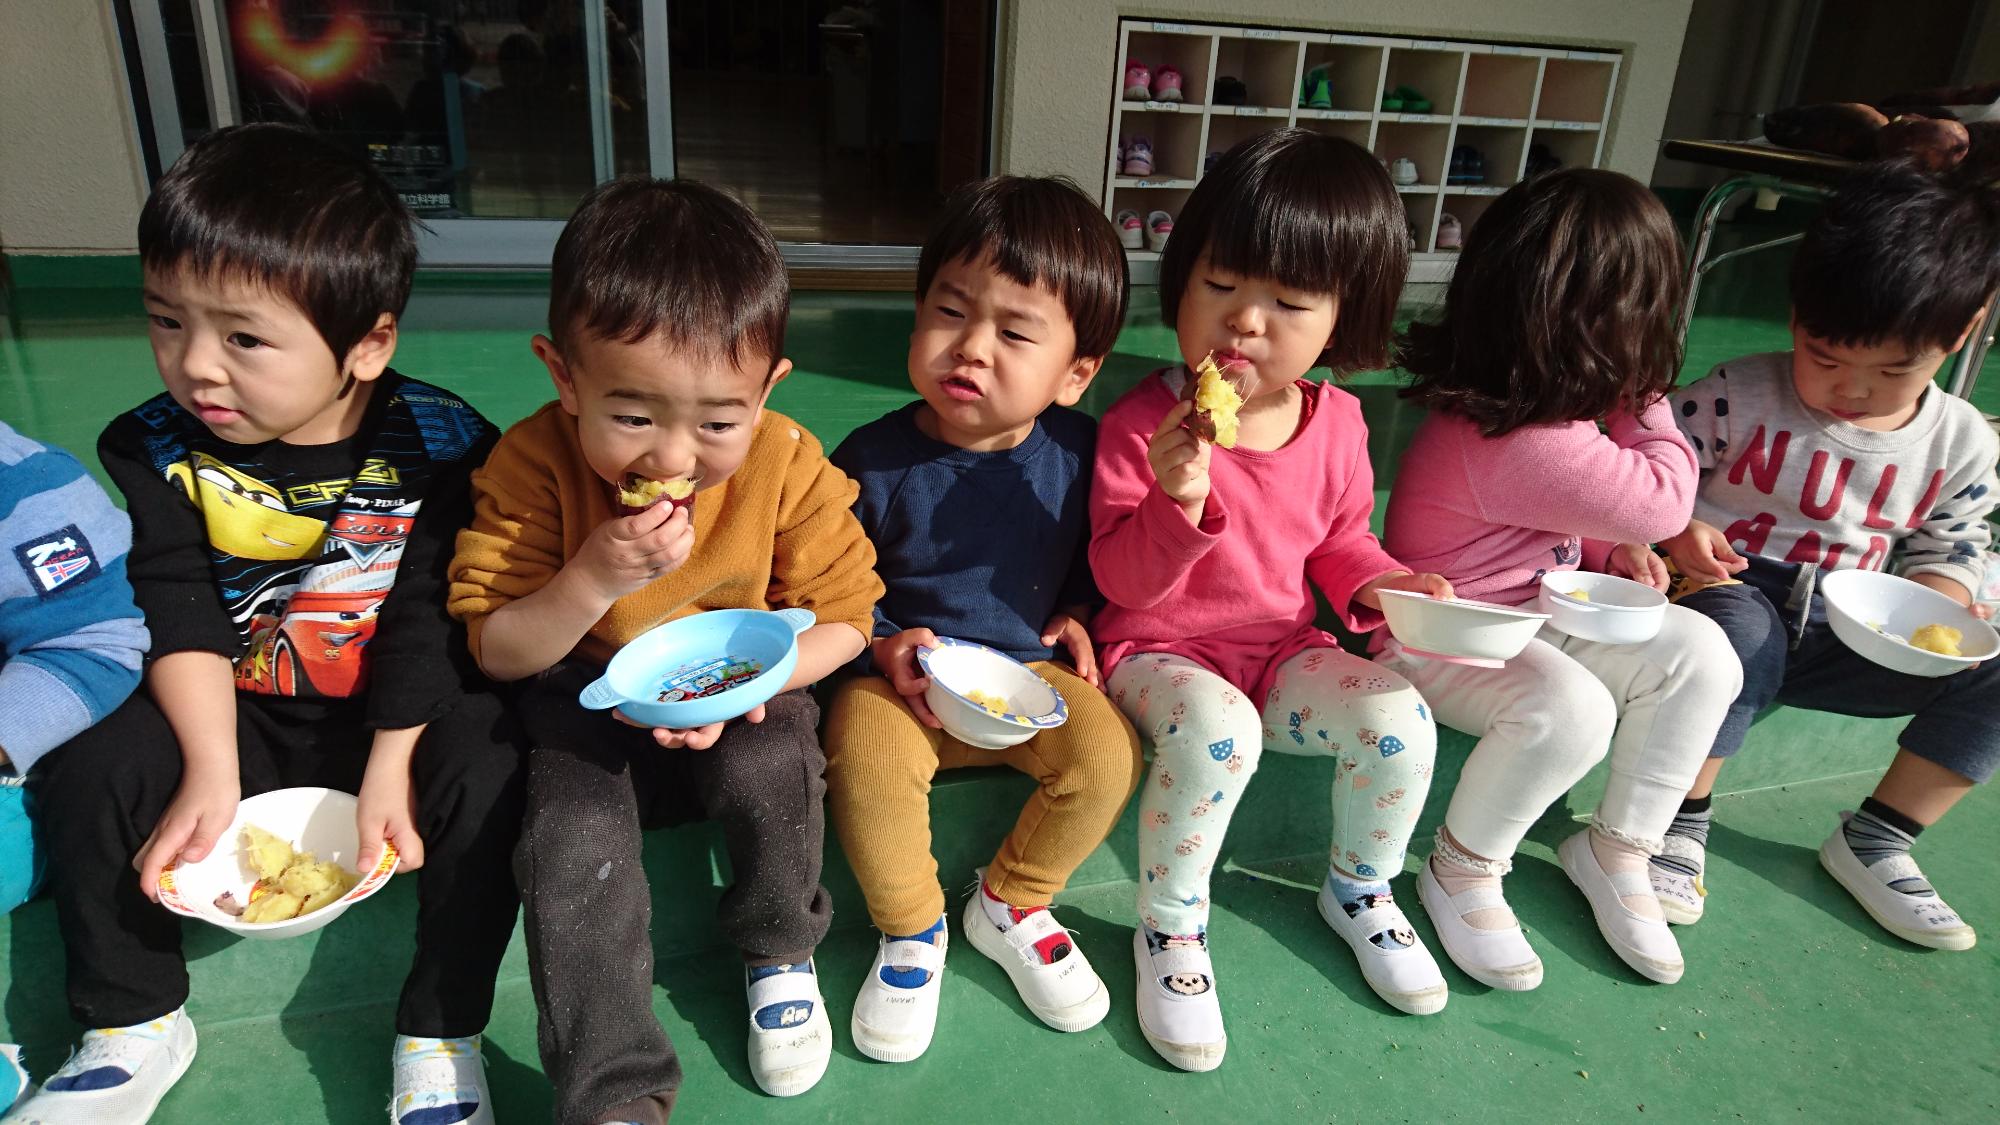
[121, 0, 990, 267]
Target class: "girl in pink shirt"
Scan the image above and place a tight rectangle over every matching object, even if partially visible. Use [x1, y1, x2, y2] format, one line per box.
[1379, 170, 1741, 991]
[1091, 131, 1453, 1068]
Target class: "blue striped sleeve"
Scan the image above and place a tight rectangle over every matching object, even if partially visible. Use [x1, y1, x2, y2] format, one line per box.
[0, 432, 149, 775]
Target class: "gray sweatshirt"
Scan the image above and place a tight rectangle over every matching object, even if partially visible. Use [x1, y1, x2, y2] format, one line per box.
[1672, 352, 1998, 598]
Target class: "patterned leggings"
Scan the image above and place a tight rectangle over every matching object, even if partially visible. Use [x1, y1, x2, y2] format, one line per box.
[1108, 647, 1437, 937]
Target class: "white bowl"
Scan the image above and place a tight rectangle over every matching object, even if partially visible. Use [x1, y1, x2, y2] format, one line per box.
[157, 787, 398, 940]
[1539, 571, 1668, 644]
[1820, 569, 1999, 678]
[1377, 589, 1550, 665]
[916, 637, 1069, 749]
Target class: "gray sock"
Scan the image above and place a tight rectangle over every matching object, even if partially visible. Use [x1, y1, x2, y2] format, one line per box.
[1844, 800, 1934, 897]
[1650, 798, 1712, 879]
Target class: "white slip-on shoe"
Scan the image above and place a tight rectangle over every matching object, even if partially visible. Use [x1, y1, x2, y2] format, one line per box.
[851, 925, 948, 1063]
[6, 1008, 196, 1125]
[1132, 927, 1225, 1072]
[962, 886, 1108, 1033]
[1819, 820, 1976, 951]
[1651, 834, 1707, 926]
[745, 961, 832, 1097]
[1558, 830, 1685, 984]
[1316, 876, 1448, 1015]
[390, 1035, 494, 1125]
[1416, 859, 1543, 991]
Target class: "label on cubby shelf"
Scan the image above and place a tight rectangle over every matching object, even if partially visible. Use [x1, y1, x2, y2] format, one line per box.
[1126, 179, 1188, 189]
[1539, 119, 1596, 131]
[1146, 21, 1201, 34]
[1491, 44, 1534, 55]
[1243, 27, 1284, 39]
[1461, 116, 1523, 127]
[1235, 106, 1269, 116]
[1326, 34, 1379, 46]
[1409, 39, 1455, 52]
[1133, 101, 1189, 113]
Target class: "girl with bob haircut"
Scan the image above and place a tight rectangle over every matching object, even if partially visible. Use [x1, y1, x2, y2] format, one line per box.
[1380, 168, 1742, 991]
[1090, 129, 1454, 1069]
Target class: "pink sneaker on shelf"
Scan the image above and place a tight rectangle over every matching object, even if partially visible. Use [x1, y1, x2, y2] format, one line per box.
[1123, 61, 1152, 100]
[1147, 210, 1174, 252]
[1121, 137, 1155, 176]
[1152, 64, 1184, 103]
[1115, 209, 1145, 250]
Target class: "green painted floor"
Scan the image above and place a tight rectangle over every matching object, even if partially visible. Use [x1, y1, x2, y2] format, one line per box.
[2, 248, 1998, 1123]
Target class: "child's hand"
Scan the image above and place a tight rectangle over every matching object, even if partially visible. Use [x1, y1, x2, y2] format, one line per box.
[1606, 542, 1671, 591]
[872, 628, 942, 728]
[570, 502, 694, 605]
[1908, 572, 1994, 620]
[1357, 570, 1455, 610]
[614, 704, 767, 749]
[1041, 611, 1100, 687]
[1148, 400, 1212, 523]
[134, 769, 240, 901]
[356, 755, 424, 874]
[1661, 519, 1747, 584]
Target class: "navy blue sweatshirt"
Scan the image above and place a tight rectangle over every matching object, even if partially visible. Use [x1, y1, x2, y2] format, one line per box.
[830, 402, 1098, 672]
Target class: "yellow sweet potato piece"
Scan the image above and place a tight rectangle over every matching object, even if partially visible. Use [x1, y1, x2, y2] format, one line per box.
[1909, 624, 1964, 656]
[241, 825, 296, 881]
[239, 889, 303, 923]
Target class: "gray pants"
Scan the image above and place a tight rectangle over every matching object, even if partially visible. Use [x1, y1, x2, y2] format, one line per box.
[513, 663, 830, 1125]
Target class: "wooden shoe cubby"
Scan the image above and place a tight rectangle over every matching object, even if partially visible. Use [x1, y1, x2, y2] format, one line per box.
[1106, 19, 1621, 280]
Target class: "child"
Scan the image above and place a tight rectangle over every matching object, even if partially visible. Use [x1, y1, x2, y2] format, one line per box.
[1090, 129, 1451, 1071]
[1380, 169, 1742, 989]
[447, 178, 881, 1120]
[1, 419, 150, 1114]
[17, 124, 525, 1125]
[1655, 162, 2000, 950]
[823, 176, 1144, 1062]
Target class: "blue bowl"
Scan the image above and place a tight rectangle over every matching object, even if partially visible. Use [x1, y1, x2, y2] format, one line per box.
[580, 608, 815, 728]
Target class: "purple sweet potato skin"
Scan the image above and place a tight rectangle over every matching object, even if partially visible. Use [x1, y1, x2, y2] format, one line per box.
[1878, 115, 1970, 171]
[1764, 102, 1888, 159]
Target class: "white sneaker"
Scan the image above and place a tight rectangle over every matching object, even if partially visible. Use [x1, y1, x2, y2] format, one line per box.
[1651, 834, 1707, 925]
[744, 962, 832, 1097]
[850, 924, 948, 1063]
[961, 885, 1108, 1033]
[1132, 928, 1225, 1072]
[1316, 876, 1448, 1015]
[390, 1035, 493, 1125]
[1558, 831, 1685, 984]
[1819, 821, 1976, 951]
[1416, 859, 1543, 991]
[5, 1009, 196, 1124]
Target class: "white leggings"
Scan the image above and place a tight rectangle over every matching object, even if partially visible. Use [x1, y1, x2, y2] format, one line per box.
[1376, 604, 1741, 860]
[1108, 647, 1438, 937]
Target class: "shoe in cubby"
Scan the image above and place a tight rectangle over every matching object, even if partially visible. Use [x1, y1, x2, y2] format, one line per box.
[1213, 76, 1248, 106]
[1123, 61, 1152, 101]
[1147, 211, 1174, 252]
[1437, 213, 1463, 250]
[1122, 137, 1155, 177]
[1116, 209, 1144, 250]
[1301, 65, 1333, 109]
[1152, 64, 1184, 103]
[1390, 157, 1419, 186]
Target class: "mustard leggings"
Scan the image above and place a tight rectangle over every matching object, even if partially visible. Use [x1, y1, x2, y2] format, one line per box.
[824, 663, 1144, 935]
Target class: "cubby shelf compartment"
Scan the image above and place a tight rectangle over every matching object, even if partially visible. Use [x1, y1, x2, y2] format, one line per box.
[1105, 20, 1621, 279]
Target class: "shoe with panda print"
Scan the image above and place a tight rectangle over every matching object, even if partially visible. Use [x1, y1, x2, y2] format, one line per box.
[1133, 926, 1225, 1072]
[1316, 871, 1448, 1015]
[962, 874, 1109, 1032]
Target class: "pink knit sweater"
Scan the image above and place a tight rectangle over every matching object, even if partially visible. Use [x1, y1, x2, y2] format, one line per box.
[1089, 371, 1405, 701]
[1380, 397, 1698, 610]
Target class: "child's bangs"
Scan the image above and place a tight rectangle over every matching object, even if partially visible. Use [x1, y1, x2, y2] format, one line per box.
[1198, 189, 1347, 300]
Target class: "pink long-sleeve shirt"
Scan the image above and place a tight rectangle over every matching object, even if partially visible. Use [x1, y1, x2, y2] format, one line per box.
[1380, 396, 1698, 611]
[1090, 370, 1405, 702]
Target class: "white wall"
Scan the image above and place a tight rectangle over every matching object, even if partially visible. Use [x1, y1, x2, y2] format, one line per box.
[0, 1, 150, 254]
[996, 0, 1695, 194]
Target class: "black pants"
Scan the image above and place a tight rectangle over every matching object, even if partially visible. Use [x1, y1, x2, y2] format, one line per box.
[33, 689, 525, 1035]
[513, 663, 830, 1125]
